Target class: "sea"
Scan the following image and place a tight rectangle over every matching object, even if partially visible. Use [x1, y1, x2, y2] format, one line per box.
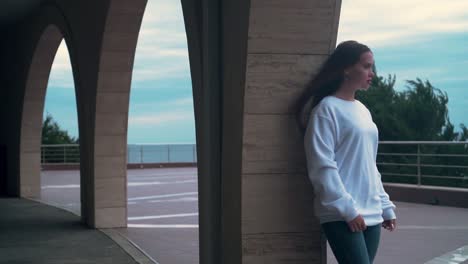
[127, 144, 197, 163]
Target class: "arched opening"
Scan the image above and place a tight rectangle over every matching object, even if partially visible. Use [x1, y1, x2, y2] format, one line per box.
[20, 23, 81, 215]
[39, 39, 81, 216]
[124, 0, 199, 263]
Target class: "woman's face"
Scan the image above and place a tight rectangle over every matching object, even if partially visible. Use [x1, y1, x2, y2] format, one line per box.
[345, 51, 375, 91]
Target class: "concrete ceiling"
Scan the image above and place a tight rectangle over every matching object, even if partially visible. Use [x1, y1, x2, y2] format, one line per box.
[0, 0, 44, 26]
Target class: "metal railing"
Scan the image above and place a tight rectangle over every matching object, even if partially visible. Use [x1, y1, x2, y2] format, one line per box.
[127, 144, 197, 164]
[41, 143, 197, 164]
[41, 144, 80, 164]
[378, 141, 468, 189]
[41, 141, 468, 188]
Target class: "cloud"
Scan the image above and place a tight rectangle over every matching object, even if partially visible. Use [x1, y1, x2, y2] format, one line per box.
[132, 63, 190, 83]
[383, 66, 444, 79]
[436, 77, 468, 83]
[140, 0, 183, 25]
[337, 0, 468, 47]
[130, 97, 194, 110]
[129, 111, 194, 126]
[48, 41, 74, 89]
[129, 0, 190, 84]
[136, 46, 188, 58]
[170, 97, 193, 106]
[53, 40, 71, 66]
[48, 0, 189, 86]
[137, 28, 187, 46]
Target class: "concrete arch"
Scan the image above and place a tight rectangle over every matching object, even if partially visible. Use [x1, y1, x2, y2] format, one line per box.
[15, 0, 147, 228]
[16, 1, 90, 204]
[89, 0, 147, 227]
[19, 24, 64, 198]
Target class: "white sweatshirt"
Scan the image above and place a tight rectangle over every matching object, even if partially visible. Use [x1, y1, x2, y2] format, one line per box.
[304, 95, 396, 226]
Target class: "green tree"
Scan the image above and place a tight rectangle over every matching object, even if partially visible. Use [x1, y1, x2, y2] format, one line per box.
[42, 113, 78, 144]
[356, 74, 468, 188]
[356, 76, 462, 141]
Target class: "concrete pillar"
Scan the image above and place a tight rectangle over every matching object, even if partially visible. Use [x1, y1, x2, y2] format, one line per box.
[91, 0, 147, 228]
[20, 25, 63, 198]
[184, 0, 341, 263]
[184, 0, 342, 263]
[182, 0, 250, 263]
[241, 1, 342, 263]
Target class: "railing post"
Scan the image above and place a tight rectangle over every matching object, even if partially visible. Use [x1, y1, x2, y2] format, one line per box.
[41, 146, 45, 164]
[167, 145, 171, 163]
[193, 144, 196, 163]
[127, 145, 130, 164]
[417, 144, 421, 186]
[140, 145, 144, 164]
[64, 145, 67, 163]
[76, 145, 79, 163]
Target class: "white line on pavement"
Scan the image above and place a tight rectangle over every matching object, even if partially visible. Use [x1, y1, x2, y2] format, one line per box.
[398, 225, 468, 230]
[130, 174, 196, 178]
[128, 192, 198, 201]
[128, 180, 197, 186]
[148, 197, 198, 203]
[41, 184, 79, 189]
[128, 213, 198, 221]
[128, 224, 199, 228]
[41, 180, 197, 189]
[129, 172, 197, 176]
[425, 245, 468, 264]
[129, 175, 196, 181]
[41, 179, 197, 189]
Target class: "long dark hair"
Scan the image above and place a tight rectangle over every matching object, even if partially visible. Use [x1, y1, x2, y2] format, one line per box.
[295, 40, 371, 131]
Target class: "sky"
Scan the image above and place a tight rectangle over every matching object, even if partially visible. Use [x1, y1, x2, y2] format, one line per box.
[44, 0, 468, 144]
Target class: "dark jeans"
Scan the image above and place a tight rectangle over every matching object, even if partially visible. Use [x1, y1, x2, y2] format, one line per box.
[322, 221, 381, 264]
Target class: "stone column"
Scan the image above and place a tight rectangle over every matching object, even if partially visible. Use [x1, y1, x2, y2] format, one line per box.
[89, 0, 147, 228]
[241, 0, 342, 263]
[20, 25, 63, 198]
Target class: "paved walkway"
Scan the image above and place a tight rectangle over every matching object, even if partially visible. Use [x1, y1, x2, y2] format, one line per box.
[327, 202, 468, 263]
[41, 168, 199, 264]
[0, 198, 148, 264]
[13, 168, 468, 264]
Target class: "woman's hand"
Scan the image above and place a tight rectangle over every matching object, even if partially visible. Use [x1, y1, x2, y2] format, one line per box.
[347, 215, 367, 232]
[382, 219, 396, 232]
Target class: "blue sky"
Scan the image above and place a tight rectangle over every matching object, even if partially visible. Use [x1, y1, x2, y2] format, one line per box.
[45, 0, 468, 143]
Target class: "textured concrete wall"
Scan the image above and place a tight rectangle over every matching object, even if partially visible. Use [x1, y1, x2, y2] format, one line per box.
[241, 0, 341, 263]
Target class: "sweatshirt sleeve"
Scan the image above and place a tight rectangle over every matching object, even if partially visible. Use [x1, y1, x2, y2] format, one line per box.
[304, 114, 359, 222]
[375, 166, 396, 220]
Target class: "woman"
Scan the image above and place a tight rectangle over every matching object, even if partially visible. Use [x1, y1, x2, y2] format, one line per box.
[296, 40, 397, 264]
